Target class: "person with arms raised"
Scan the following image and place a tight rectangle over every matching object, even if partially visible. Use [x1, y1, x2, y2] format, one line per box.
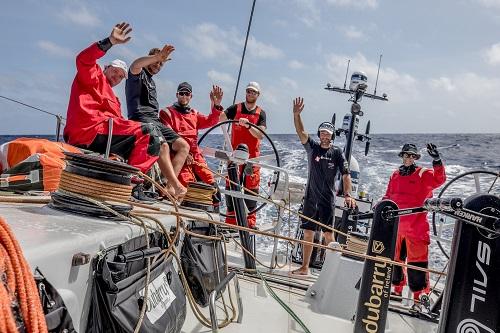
[291, 97, 356, 275]
[384, 143, 446, 309]
[64, 23, 166, 181]
[126, 45, 189, 196]
[159, 83, 224, 209]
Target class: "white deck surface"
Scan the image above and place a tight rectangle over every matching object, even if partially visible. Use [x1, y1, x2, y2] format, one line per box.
[0, 200, 439, 333]
[181, 275, 438, 332]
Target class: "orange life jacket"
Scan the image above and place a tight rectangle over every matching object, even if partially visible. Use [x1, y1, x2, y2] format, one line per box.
[0, 138, 81, 192]
[230, 103, 261, 158]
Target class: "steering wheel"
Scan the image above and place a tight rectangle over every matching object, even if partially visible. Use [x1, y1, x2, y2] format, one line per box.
[198, 120, 281, 217]
[431, 169, 500, 258]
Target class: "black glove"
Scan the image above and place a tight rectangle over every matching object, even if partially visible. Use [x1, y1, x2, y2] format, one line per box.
[426, 143, 441, 161]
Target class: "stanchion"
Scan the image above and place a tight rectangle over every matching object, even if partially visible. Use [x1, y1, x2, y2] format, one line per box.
[354, 200, 399, 333]
[438, 193, 500, 333]
[227, 162, 256, 269]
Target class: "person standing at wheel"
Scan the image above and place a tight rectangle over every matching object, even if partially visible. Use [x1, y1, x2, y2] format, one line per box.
[219, 82, 267, 229]
[291, 97, 356, 275]
[384, 143, 446, 306]
[159, 82, 224, 209]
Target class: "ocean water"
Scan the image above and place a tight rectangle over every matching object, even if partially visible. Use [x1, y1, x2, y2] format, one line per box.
[1, 133, 499, 277]
[248, 133, 499, 277]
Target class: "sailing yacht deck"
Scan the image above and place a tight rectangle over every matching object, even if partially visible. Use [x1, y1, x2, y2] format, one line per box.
[181, 273, 438, 333]
[0, 200, 439, 332]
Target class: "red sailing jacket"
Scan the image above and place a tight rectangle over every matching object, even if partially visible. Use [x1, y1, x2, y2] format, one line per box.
[231, 103, 262, 158]
[159, 105, 221, 154]
[383, 164, 446, 242]
[64, 43, 123, 146]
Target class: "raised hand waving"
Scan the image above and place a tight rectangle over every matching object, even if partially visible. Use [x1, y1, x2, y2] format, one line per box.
[109, 22, 132, 45]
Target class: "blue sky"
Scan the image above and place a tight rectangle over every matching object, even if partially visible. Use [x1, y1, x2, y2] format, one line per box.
[1, 0, 500, 134]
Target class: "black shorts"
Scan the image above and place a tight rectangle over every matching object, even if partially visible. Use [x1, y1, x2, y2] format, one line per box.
[300, 198, 334, 232]
[87, 122, 161, 159]
[131, 115, 179, 146]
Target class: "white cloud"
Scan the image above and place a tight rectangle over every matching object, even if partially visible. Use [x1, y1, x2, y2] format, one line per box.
[428, 77, 456, 92]
[141, 34, 163, 47]
[183, 23, 283, 64]
[281, 77, 298, 90]
[293, 0, 321, 27]
[476, 0, 500, 8]
[288, 60, 305, 69]
[418, 72, 500, 132]
[207, 70, 235, 85]
[37, 40, 73, 58]
[154, 79, 176, 107]
[338, 25, 364, 39]
[326, 0, 378, 9]
[57, 3, 100, 27]
[0, 72, 72, 134]
[260, 88, 279, 106]
[248, 37, 284, 60]
[483, 42, 500, 65]
[183, 23, 241, 64]
[446, 72, 500, 100]
[108, 46, 140, 63]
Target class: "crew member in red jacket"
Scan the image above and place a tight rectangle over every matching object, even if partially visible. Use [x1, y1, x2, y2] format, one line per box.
[159, 82, 223, 188]
[219, 82, 267, 229]
[383, 143, 446, 306]
[64, 22, 163, 176]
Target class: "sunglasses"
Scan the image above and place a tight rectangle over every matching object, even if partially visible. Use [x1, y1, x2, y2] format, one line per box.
[246, 89, 259, 95]
[178, 91, 191, 96]
[403, 153, 418, 158]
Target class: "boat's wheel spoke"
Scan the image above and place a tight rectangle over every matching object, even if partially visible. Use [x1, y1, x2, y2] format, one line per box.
[431, 170, 500, 259]
[198, 120, 281, 218]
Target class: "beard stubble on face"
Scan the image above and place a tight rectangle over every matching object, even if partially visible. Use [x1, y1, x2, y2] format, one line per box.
[320, 139, 331, 147]
[146, 62, 162, 75]
[245, 94, 258, 104]
[105, 70, 120, 87]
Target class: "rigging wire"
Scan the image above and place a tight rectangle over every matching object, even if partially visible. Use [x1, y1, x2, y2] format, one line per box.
[0, 95, 65, 120]
[232, 0, 257, 105]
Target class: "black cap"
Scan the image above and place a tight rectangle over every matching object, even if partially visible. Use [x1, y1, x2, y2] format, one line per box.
[177, 82, 192, 93]
[398, 143, 421, 159]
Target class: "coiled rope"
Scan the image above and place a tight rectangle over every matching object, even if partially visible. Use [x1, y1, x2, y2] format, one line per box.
[0, 216, 47, 333]
[182, 183, 216, 206]
[59, 170, 133, 201]
[56, 170, 182, 333]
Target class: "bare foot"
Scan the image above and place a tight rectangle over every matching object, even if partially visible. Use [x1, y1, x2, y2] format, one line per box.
[173, 184, 187, 198]
[289, 267, 309, 276]
[165, 185, 176, 197]
[164, 183, 186, 201]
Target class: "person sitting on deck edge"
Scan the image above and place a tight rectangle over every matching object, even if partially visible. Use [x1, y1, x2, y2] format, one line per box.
[126, 45, 190, 197]
[63, 22, 168, 193]
[159, 82, 224, 210]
